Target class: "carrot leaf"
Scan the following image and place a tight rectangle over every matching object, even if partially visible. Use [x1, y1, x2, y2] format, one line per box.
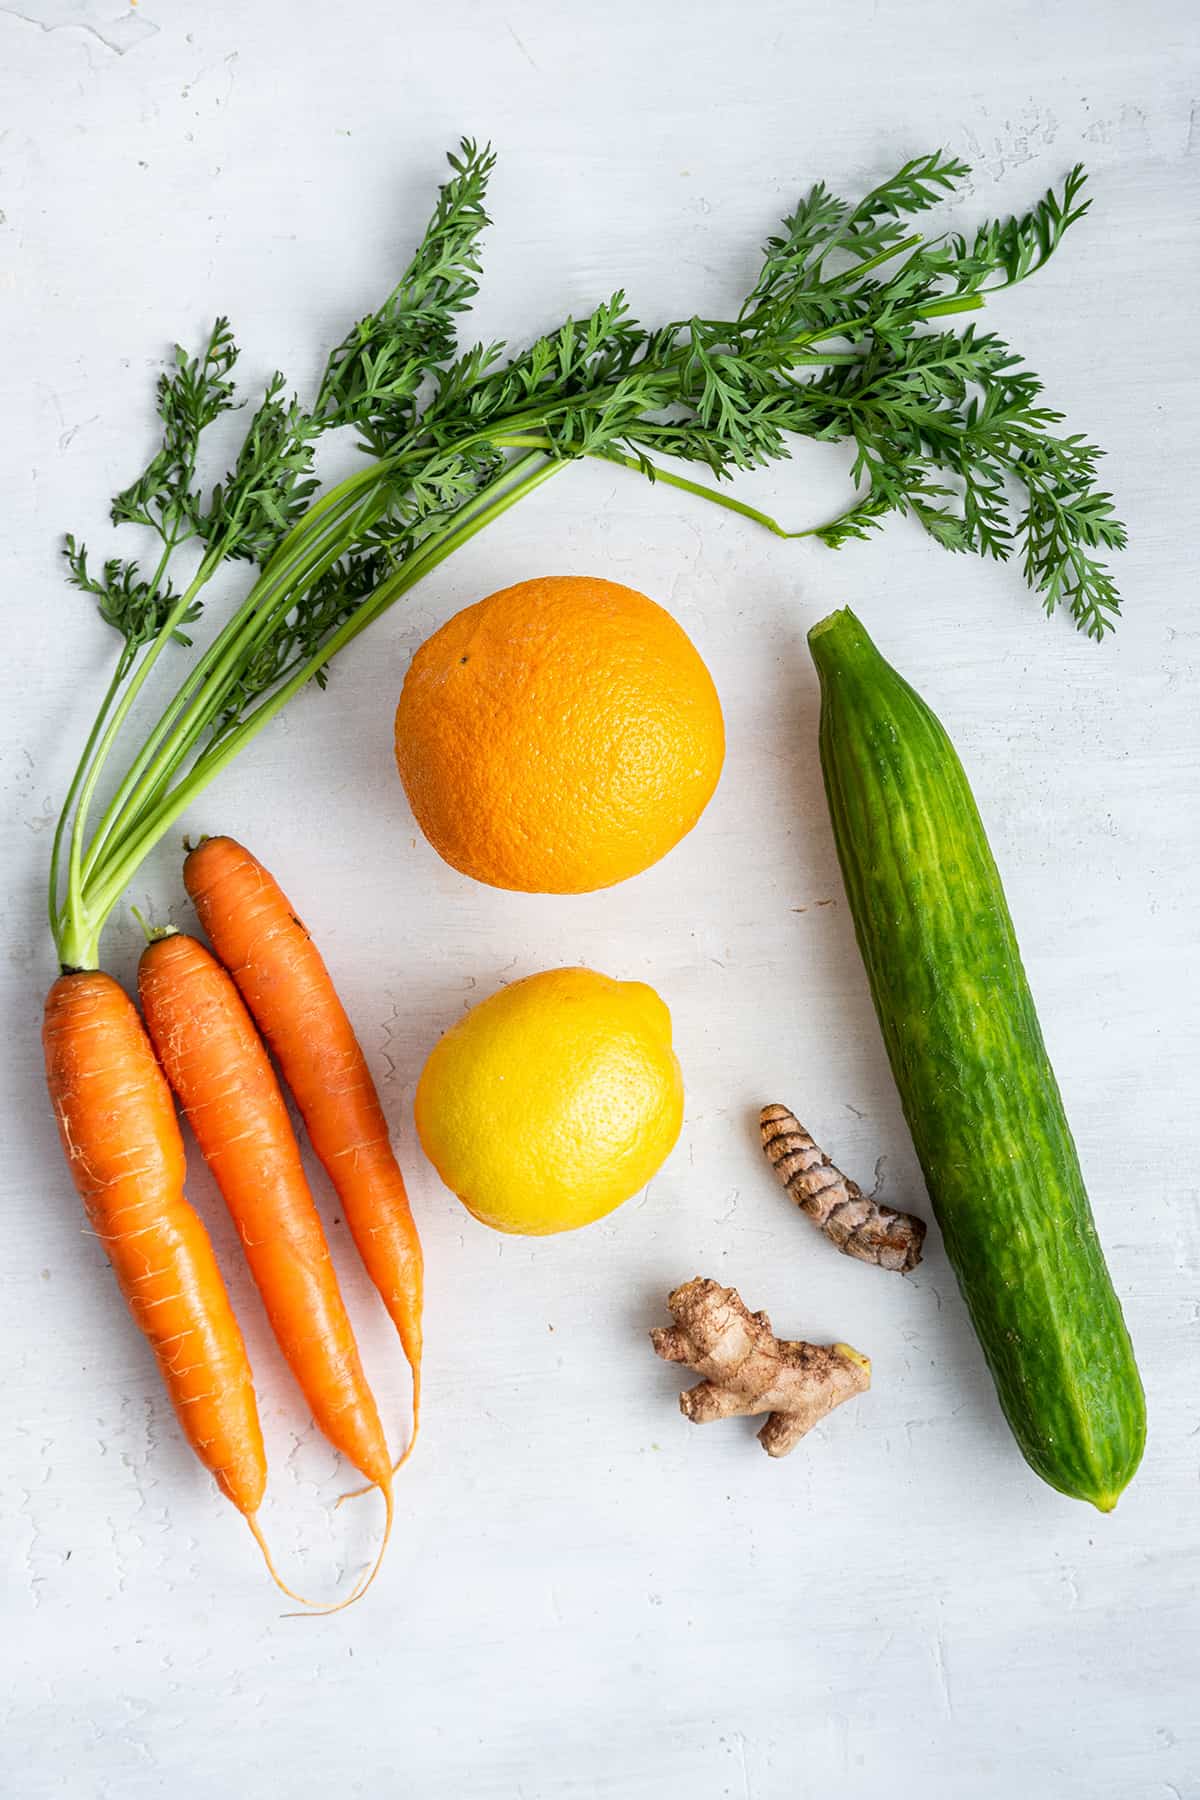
[52, 144, 1126, 968]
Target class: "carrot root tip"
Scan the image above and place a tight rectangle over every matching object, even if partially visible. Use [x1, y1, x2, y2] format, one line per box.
[337, 1375, 420, 1505]
[281, 1478, 394, 1617]
[245, 1513, 321, 1609]
[247, 1475, 394, 1616]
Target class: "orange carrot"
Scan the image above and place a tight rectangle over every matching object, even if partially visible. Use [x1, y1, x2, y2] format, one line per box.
[138, 930, 394, 1502]
[45, 967, 389, 1611]
[42, 972, 273, 1560]
[184, 837, 423, 1458]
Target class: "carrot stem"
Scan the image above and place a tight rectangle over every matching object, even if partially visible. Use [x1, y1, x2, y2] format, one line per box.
[48, 655, 127, 944]
[88, 478, 390, 870]
[129, 905, 176, 947]
[82, 451, 561, 934]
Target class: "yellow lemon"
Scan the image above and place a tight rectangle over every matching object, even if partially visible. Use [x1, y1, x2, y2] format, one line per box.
[413, 967, 684, 1235]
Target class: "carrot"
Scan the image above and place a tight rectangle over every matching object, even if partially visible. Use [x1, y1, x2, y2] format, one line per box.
[46, 966, 391, 1611]
[138, 930, 394, 1504]
[184, 837, 423, 1461]
[42, 971, 274, 1563]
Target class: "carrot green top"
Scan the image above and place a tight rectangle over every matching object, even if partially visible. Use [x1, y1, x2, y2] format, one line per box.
[50, 145, 1124, 969]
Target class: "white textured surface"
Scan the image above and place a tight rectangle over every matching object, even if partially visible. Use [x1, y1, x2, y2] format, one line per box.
[2, 3, 1198, 1795]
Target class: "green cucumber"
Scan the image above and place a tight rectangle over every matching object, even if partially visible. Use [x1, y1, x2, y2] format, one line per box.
[808, 607, 1144, 1509]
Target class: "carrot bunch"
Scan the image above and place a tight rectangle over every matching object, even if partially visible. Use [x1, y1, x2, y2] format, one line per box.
[43, 839, 421, 1610]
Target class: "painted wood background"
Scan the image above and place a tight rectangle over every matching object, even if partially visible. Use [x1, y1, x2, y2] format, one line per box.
[2, 1, 1196, 1793]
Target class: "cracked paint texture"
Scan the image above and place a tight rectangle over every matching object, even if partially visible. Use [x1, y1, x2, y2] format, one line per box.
[0, 1, 1197, 1797]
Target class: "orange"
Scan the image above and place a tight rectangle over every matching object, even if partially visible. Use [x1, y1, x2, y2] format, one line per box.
[393, 575, 725, 893]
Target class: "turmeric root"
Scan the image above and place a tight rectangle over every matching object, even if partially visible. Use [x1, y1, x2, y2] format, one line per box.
[760, 1104, 926, 1274]
[650, 1277, 870, 1457]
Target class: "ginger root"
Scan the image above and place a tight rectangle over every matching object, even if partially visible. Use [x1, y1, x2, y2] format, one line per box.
[650, 1277, 870, 1457]
[760, 1104, 926, 1274]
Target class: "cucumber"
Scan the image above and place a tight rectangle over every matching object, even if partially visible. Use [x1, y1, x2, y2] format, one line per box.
[808, 607, 1144, 1509]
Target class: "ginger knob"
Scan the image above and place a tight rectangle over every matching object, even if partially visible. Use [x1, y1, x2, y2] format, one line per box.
[651, 1277, 870, 1457]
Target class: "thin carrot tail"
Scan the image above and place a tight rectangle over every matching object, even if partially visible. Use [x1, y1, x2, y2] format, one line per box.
[283, 1476, 395, 1618]
[245, 1513, 323, 1608]
[403, 1366, 421, 1468]
[383, 1372, 421, 1479]
[337, 1369, 420, 1506]
[247, 1475, 394, 1616]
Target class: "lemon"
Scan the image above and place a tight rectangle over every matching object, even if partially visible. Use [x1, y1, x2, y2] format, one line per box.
[413, 966, 684, 1235]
